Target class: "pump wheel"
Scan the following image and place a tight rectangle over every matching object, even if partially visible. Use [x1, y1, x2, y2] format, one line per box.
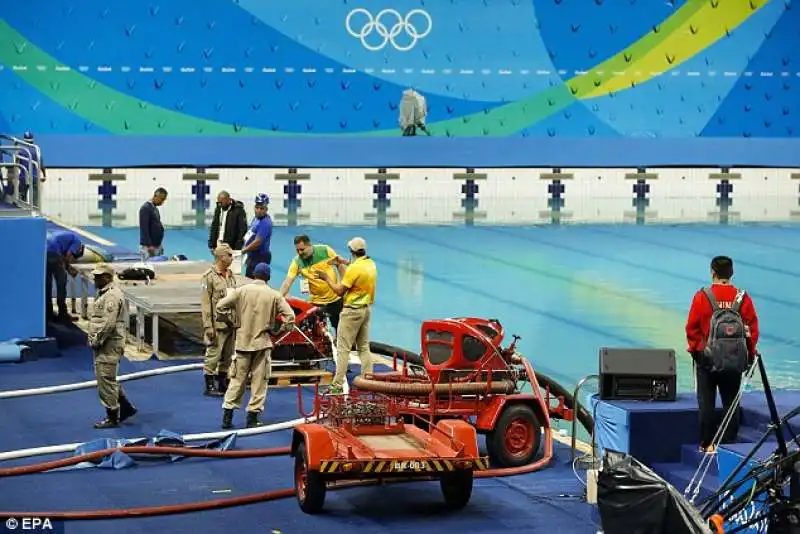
[440, 469, 473, 510]
[294, 443, 326, 514]
[486, 403, 542, 468]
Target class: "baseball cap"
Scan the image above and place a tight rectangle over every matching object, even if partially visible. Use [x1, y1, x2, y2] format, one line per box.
[214, 243, 233, 257]
[91, 263, 115, 276]
[254, 193, 269, 206]
[253, 263, 271, 278]
[347, 237, 367, 252]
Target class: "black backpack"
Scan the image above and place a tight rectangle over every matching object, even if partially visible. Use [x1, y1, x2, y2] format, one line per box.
[117, 266, 156, 282]
[702, 287, 749, 374]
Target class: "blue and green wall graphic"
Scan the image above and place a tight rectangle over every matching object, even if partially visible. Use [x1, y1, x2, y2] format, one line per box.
[0, 0, 796, 138]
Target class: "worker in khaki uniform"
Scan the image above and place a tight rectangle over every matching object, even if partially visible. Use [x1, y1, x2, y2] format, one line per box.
[201, 243, 239, 397]
[86, 264, 138, 429]
[316, 237, 377, 394]
[216, 263, 295, 429]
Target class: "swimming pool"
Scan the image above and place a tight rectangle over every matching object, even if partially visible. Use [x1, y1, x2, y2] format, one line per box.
[81, 213, 800, 393]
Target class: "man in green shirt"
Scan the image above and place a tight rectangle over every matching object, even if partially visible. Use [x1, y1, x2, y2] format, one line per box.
[279, 234, 346, 330]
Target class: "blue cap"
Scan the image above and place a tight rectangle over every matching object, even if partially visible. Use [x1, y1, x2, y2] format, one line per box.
[254, 193, 269, 205]
[23, 131, 33, 140]
[253, 262, 271, 278]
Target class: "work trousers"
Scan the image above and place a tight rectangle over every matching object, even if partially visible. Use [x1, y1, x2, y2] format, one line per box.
[316, 298, 343, 331]
[94, 344, 125, 411]
[223, 348, 271, 413]
[204, 328, 235, 376]
[45, 252, 68, 317]
[696, 365, 743, 448]
[333, 306, 373, 388]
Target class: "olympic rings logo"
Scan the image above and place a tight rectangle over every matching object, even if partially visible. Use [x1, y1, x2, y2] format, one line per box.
[345, 8, 432, 52]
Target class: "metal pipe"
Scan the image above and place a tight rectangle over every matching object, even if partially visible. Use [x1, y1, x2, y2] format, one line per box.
[0, 162, 28, 204]
[0, 145, 38, 177]
[570, 373, 599, 461]
[0, 135, 41, 176]
[0, 145, 42, 206]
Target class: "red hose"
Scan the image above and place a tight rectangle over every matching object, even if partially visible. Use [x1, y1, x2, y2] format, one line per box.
[0, 445, 290, 478]
[0, 445, 293, 519]
[0, 355, 558, 520]
[0, 436, 557, 520]
[0, 488, 296, 520]
[352, 375, 516, 396]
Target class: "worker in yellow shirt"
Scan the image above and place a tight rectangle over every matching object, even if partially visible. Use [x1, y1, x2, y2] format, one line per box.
[315, 237, 377, 393]
[279, 234, 346, 331]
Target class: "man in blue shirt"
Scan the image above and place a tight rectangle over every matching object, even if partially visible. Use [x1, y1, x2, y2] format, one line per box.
[139, 187, 167, 261]
[241, 193, 273, 279]
[46, 230, 84, 321]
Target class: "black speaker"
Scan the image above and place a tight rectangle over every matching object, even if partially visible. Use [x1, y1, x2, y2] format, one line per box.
[599, 348, 677, 401]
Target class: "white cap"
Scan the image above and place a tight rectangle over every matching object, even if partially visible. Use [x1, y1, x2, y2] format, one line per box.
[347, 237, 366, 252]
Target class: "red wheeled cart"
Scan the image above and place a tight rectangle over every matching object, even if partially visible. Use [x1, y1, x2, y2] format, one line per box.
[354, 318, 592, 469]
[291, 390, 488, 514]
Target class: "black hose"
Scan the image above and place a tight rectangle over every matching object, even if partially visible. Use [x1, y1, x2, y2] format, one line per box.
[368, 342, 594, 434]
[535, 371, 594, 434]
[370, 341, 423, 366]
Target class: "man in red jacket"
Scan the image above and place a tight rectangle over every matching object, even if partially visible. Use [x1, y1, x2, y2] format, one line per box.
[685, 256, 759, 452]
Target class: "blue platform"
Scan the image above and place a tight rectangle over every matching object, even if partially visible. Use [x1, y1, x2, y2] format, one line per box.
[29, 135, 800, 168]
[3, 0, 800, 167]
[0, 216, 46, 343]
[591, 389, 800, 533]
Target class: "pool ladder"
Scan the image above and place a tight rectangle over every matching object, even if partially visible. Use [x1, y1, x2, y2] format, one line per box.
[570, 373, 600, 462]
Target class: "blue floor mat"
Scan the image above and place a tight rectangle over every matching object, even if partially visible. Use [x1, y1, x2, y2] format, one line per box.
[0, 346, 197, 391]
[0, 449, 596, 534]
[1, 364, 308, 453]
[0, 348, 599, 533]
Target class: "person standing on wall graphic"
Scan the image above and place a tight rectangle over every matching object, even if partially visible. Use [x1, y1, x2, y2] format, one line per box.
[200, 243, 239, 397]
[87, 264, 138, 429]
[139, 187, 168, 261]
[45, 230, 84, 322]
[278, 234, 347, 332]
[685, 255, 760, 453]
[241, 193, 272, 279]
[315, 237, 377, 394]
[399, 88, 430, 136]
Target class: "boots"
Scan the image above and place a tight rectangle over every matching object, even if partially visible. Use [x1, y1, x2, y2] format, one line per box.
[119, 394, 138, 422]
[222, 408, 234, 430]
[246, 411, 264, 428]
[94, 408, 119, 429]
[204, 374, 222, 397]
[216, 372, 229, 395]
